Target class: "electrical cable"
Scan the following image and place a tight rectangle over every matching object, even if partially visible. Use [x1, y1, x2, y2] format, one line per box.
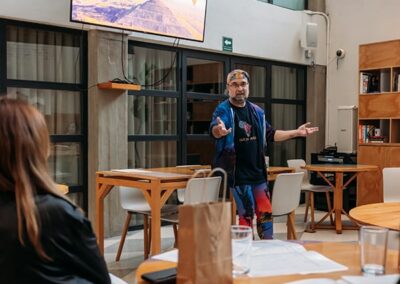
[141, 37, 179, 88]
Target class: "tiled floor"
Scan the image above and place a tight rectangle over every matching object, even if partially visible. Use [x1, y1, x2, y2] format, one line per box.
[104, 204, 398, 283]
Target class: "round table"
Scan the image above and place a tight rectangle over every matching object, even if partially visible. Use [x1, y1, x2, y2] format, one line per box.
[303, 164, 378, 233]
[349, 202, 400, 231]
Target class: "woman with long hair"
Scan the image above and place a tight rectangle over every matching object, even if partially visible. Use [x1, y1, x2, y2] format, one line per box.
[0, 97, 111, 283]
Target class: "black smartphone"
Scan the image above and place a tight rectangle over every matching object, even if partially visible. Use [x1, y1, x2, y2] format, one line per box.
[141, 267, 177, 284]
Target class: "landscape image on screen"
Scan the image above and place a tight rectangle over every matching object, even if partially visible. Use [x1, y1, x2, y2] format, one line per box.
[71, 0, 207, 41]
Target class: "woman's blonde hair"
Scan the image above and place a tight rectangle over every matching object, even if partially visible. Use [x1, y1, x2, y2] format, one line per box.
[0, 97, 63, 259]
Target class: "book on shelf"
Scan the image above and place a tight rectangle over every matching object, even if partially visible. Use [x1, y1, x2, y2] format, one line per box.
[360, 73, 370, 94]
[369, 135, 386, 143]
[359, 125, 385, 143]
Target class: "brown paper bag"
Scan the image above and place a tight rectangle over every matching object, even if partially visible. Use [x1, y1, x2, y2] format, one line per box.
[177, 168, 233, 284]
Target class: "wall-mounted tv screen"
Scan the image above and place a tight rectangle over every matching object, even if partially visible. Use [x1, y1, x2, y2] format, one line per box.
[70, 0, 207, 42]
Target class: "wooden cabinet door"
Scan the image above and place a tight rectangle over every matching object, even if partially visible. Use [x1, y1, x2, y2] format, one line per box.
[357, 146, 384, 205]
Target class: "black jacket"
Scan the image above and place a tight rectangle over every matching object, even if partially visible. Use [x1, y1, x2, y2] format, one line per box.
[0, 191, 111, 284]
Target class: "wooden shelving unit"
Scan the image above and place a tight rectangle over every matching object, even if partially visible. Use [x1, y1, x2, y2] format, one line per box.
[357, 39, 400, 206]
[97, 82, 141, 91]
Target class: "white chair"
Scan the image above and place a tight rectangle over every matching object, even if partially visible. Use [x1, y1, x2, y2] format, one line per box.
[175, 165, 202, 203]
[287, 159, 334, 232]
[160, 168, 223, 244]
[115, 186, 175, 261]
[271, 172, 304, 240]
[383, 167, 400, 202]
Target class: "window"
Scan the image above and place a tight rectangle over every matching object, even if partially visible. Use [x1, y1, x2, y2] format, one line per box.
[184, 52, 228, 165]
[126, 42, 307, 170]
[127, 43, 179, 168]
[270, 65, 306, 165]
[1, 20, 87, 209]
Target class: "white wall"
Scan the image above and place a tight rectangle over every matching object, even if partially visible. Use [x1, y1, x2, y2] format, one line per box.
[0, 0, 326, 65]
[326, 0, 400, 146]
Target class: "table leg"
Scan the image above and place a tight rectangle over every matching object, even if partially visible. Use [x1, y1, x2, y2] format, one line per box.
[334, 173, 344, 234]
[95, 182, 114, 254]
[150, 180, 162, 255]
[230, 191, 237, 225]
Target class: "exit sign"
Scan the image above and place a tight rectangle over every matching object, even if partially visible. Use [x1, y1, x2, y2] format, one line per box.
[222, 37, 233, 52]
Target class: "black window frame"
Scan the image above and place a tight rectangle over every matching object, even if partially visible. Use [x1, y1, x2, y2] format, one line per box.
[0, 18, 89, 211]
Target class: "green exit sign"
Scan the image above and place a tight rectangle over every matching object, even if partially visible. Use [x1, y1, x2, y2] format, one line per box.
[222, 37, 233, 52]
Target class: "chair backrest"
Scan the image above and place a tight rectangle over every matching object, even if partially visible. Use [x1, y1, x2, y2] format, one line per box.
[183, 176, 222, 205]
[287, 159, 309, 186]
[383, 167, 400, 202]
[271, 172, 304, 216]
[119, 186, 151, 212]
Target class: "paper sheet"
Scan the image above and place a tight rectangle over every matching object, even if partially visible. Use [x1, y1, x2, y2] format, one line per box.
[150, 240, 348, 278]
[248, 240, 347, 277]
[151, 249, 178, 262]
[111, 169, 148, 173]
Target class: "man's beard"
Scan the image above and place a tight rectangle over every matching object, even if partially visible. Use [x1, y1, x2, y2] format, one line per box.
[231, 93, 247, 105]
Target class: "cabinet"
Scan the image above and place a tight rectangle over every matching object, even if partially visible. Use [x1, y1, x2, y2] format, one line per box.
[187, 101, 218, 134]
[357, 40, 400, 205]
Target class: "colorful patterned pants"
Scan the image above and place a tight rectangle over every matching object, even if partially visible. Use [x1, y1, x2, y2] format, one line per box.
[231, 182, 273, 239]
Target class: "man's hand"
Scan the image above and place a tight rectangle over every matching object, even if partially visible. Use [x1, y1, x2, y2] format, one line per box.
[297, 122, 319, 137]
[212, 117, 232, 138]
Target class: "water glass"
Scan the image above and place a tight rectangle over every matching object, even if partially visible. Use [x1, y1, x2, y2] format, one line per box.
[265, 156, 270, 168]
[360, 225, 388, 275]
[231, 225, 252, 276]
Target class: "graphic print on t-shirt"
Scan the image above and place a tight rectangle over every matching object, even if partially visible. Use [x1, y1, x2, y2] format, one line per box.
[239, 120, 252, 138]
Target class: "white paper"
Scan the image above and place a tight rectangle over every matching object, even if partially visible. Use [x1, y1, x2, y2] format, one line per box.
[151, 249, 178, 263]
[111, 168, 148, 173]
[248, 241, 347, 277]
[150, 240, 348, 278]
[286, 278, 341, 284]
[252, 240, 307, 255]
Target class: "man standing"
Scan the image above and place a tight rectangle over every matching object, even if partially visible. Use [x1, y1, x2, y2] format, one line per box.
[210, 69, 318, 239]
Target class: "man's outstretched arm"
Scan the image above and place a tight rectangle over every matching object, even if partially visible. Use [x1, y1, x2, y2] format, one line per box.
[274, 122, 319, 142]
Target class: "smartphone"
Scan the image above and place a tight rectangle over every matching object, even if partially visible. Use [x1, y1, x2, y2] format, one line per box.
[141, 267, 177, 284]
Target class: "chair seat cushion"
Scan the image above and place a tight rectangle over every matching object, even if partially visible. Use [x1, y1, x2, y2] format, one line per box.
[127, 204, 177, 214]
[301, 184, 332, 192]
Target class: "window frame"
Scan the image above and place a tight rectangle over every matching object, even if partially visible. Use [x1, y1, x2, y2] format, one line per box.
[0, 18, 88, 210]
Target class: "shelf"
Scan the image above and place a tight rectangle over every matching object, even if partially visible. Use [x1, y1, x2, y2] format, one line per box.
[359, 143, 400, 147]
[97, 82, 141, 91]
[357, 40, 400, 206]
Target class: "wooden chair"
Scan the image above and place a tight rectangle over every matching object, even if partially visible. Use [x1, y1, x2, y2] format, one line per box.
[287, 159, 334, 232]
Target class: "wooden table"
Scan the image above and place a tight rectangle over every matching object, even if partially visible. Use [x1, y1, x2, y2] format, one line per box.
[350, 202, 400, 270]
[267, 166, 295, 181]
[135, 242, 399, 284]
[96, 166, 295, 255]
[95, 166, 209, 255]
[349, 202, 400, 231]
[303, 164, 378, 234]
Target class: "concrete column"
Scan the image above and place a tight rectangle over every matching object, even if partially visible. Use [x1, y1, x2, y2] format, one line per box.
[87, 30, 128, 237]
[306, 65, 326, 163]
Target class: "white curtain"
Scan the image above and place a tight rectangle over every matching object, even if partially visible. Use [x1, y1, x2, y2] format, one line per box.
[6, 26, 82, 186]
[127, 46, 177, 168]
[271, 66, 299, 165]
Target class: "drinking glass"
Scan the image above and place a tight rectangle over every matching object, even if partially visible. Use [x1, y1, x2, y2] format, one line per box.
[360, 225, 388, 275]
[231, 225, 252, 276]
